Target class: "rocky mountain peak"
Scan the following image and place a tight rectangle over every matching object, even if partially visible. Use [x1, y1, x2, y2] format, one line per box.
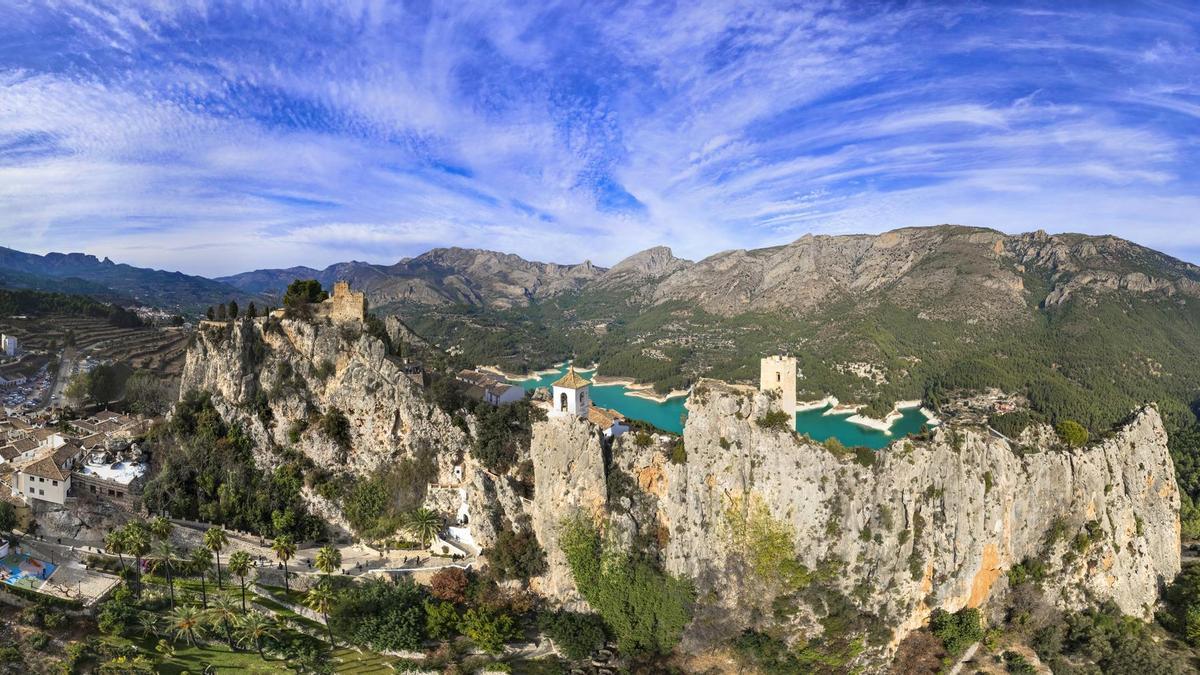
[606, 245, 690, 279]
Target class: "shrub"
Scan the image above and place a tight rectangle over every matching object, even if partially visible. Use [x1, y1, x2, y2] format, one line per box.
[930, 607, 984, 657]
[756, 410, 793, 431]
[669, 440, 687, 464]
[430, 567, 470, 604]
[1055, 420, 1089, 448]
[320, 408, 352, 451]
[489, 528, 548, 581]
[559, 514, 694, 655]
[539, 611, 607, 661]
[459, 607, 517, 655]
[424, 600, 459, 641]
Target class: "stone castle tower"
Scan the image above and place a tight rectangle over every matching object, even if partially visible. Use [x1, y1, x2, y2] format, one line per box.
[325, 280, 367, 324]
[760, 355, 797, 415]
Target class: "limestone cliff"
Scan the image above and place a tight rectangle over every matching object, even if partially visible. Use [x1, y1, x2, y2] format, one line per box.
[179, 317, 468, 530]
[524, 380, 1181, 658]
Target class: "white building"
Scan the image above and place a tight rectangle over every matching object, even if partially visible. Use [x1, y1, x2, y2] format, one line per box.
[551, 367, 591, 418]
[12, 444, 81, 505]
[1, 334, 17, 357]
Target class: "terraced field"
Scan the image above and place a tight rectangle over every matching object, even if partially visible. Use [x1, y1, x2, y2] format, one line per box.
[0, 314, 190, 378]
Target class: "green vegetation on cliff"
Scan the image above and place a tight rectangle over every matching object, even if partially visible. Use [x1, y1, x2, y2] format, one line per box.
[142, 391, 323, 541]
[559, 513, 694, 655]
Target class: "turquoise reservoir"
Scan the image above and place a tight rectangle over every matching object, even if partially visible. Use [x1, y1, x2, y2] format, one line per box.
[505, 364, 934, 449]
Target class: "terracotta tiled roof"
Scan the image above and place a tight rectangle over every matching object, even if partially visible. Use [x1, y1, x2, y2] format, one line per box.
[18, 444, 80, 481]
[11, 437, 37, 454]
[0, 444, 17, 461]
[552, 367, 589, 389]
[587, 406, 625, 429]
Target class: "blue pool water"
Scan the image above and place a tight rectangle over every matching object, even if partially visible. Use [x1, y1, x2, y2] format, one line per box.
[505, 364, 934, 448]
[1, 553, 56, 589]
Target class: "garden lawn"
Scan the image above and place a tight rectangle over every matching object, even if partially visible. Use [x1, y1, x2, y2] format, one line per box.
[102, 635, 284, 674]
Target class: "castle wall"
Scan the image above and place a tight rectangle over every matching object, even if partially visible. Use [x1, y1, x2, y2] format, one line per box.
[324, 281, 367, 324]
[759, 355, 797, 414]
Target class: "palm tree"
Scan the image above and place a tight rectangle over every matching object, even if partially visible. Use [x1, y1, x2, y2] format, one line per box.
[149, 515, 173, 541]
[154, 540, 180, 608]
[137, 611, 160, 640]
[209, 595, 240, 650]
[236, 612, 277, 659]
[315, 545, 341, 579]
[190, 547, 212, 608]
[305, 581, 337, 646]
[168, 604, 204, 647]
[403, 508, 441, 548]
[123, 523, 151, 597]
[204, 527, 229, 589]
[271, 536, 297, 593]
[104, 529, 128, 574]
[227, 550, 252, 612]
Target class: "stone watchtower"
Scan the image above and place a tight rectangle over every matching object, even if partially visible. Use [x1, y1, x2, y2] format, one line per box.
[760, 355, 797, 415]
[325, 281, 367, 324]
[551, 366, 591, 418]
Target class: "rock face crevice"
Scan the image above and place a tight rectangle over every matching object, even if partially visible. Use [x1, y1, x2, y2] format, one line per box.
[522, 380, 1181, 652]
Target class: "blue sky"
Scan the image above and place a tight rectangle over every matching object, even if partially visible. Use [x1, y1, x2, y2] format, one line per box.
[0, 1, 1198, 276]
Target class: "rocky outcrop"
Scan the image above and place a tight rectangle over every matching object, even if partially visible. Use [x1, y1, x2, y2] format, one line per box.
[527, 413, 608, 602]
[521, 380, 1181, 660]
[179, 316, 468, 515]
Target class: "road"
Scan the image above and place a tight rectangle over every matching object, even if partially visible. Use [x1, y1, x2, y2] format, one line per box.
[47, 345, 77, 408]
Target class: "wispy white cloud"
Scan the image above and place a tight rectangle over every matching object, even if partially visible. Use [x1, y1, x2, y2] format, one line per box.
[0, 0, 1196, 275]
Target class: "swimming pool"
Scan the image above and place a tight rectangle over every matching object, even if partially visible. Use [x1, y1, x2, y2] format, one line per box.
[1, 552, 56, 590]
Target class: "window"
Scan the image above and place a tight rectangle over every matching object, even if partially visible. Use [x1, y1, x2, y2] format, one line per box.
[38, 489, 43, 496]
[52, 480, 58, 486]
[28, 486, 33, 494]
[560, 392, 568, 411]
[38, 476, 44, 482]
[776, 372, 781, 382]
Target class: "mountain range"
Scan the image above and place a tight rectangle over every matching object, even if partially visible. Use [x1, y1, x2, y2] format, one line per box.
[213, 225, 1200, 323]
[0, 246, 262, 313]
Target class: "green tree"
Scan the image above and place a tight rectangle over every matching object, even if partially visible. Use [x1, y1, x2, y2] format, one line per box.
[1055, 420, 1089, 448]
[149, 515, 173, 541]
[306, 581, 338, 646]
[236, 612, 277, 658]
[0, 502, 17, 533]
[209, 595, 240, 650]
[315, 545, 341, 579]
[154, 540, 181, 609]
[272, 535, 297, 593]
[424, 600, 459, 640]
[190, 547, 212, 608]
[228, 300, 239, 319]
[123, 522, 151, 597]
[104, 529, 128, 574]
[930, 607, 984, 657]
[459, 607, 516, 655]
[403, 508, 441, 548]
[227, 550, 252, 612]
[539, 611, 607, 661]
[168, 604, 204, 647]
[204, 527, 229, 589]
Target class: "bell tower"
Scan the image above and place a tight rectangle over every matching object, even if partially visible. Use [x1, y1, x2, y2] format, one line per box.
[551, 366, 591, 418]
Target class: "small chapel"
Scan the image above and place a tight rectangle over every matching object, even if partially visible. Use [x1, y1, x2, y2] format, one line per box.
[549, 365, 628, 438]
[551, 366, 591, 417]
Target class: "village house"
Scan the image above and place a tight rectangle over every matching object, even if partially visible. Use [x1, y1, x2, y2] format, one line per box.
[11, 443, 82, 505]
[456, 369, 526, 406]
[1, 409, 148, 507]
